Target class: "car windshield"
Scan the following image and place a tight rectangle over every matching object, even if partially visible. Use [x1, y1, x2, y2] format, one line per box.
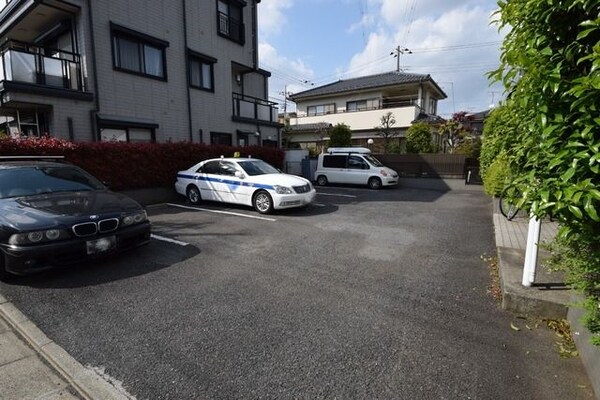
[237, 160, 280, 176]
[364, 155, 384, 167]
[0, 166, 105, 199]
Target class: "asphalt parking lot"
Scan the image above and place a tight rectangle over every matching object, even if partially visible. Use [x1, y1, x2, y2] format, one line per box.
[0, 180, 593, 399]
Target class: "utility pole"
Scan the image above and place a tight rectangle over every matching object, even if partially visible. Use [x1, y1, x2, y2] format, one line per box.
[279, 85, 293, 148]
[390, 46, 412, 72]
[279, 85, 293, 121]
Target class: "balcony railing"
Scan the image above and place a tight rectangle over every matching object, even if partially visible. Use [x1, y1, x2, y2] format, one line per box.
[0, 40, 84, 91]
[233, 93, 278, 123]
[217, 11, 244, 44]
[300, 98, 420, 117]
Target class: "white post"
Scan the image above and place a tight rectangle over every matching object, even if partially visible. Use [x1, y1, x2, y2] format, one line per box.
[522, 216, 541, 287]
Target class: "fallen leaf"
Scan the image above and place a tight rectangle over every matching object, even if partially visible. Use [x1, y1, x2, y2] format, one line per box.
[510, 322, 521, 331]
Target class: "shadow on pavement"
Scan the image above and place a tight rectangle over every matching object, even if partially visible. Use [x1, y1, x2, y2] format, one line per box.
[4, 240, 200, 289]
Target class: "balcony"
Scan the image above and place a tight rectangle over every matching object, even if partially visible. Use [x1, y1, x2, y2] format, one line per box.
[232, 92, 279, 126]
[0, 40, 91, 100]
[217, 12, 245, 44]
[295, 102, 421, 131]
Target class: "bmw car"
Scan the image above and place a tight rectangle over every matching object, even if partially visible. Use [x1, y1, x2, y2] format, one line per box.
[175, 157, 316, 214]
[0, 157, 151, 279]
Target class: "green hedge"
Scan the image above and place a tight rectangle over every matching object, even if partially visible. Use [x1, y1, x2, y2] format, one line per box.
[0, 137, 284, 191]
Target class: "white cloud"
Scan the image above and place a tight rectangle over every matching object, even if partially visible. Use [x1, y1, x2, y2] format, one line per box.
[259, 42, 314, 112]
[257, 0, 294, 38]
[343, 2, 505, 115]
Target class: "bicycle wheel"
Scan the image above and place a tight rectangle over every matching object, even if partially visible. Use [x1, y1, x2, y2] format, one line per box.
[499, 196, 519, 221]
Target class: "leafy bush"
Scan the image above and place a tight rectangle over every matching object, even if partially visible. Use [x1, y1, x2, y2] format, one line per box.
[483, 152, 511, 197]
[492, 0, 600, 344]
[406, 123, 433, 153]
[456, 136, 482, 159]
[0, 137, 284, 190]
[328, 123, 352, 147]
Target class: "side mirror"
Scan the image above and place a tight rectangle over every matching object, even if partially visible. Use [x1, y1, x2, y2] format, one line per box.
[235, 170, 245, 179]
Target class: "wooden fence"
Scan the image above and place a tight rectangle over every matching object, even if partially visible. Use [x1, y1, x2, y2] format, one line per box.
[375, 154, 477, 178]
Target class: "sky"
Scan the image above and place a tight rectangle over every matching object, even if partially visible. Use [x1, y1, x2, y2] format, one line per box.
[257, 0, 507, 118]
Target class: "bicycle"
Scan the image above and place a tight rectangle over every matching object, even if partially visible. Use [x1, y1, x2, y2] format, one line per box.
[499, 195, 520, 221]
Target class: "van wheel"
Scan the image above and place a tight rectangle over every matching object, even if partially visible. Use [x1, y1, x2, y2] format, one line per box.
[368, 177, 382, 190]
[187, 185, 201, 204]
[253, 190, 273, 214]
[316, 175, 328, 186]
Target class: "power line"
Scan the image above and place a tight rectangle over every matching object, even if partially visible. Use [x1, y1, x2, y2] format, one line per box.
[411, 41, 501, 53]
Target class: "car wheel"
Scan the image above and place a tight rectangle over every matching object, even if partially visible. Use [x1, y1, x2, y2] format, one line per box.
[187, 185, 201, 204]
[316, 175, 328, 186]
[368, 177, 382, 190]
[253, 190, 273, 214]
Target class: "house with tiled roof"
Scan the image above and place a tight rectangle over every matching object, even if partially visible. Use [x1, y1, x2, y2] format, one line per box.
[287, 71, 446, 151]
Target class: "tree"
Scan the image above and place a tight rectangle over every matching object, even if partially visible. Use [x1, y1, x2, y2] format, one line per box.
[491, 0, 600, 344]
[405, 123, 433, 153]
[328, 123, 352, 147]
[436, 111, 478, 154]
[374, 112, 400, 153]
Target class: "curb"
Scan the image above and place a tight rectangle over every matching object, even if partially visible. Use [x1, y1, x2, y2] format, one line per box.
[0, 294, 133, 400]
[497, 246, 569, 319]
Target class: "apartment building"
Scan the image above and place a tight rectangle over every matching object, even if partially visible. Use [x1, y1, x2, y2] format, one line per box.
[287, 71, 446, 150]
[0, 0, 281, 145]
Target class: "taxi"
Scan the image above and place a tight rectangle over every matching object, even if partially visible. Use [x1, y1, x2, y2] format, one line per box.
[175, 157, 316, 214]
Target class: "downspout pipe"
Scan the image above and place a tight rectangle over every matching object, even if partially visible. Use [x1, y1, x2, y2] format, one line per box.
[182, 0, 193, 142]
[87, 0, 100, 141]
[252, 0, 260, 69]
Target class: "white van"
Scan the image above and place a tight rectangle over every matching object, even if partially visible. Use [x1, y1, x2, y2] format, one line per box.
[314, 147, 399, 189]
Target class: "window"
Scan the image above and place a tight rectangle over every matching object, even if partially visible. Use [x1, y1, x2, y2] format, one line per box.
[347, 98, 380, 112]
[429, 98, 437, 115]
[348, 156, 368, 170]
[217, 0, 245, 44]
[199, 161, 220, 174]
[210, 132, 232, 145]
[323, 155, 347, 168]
[189, 52, 215, 91]
[111, 23, 168, 80]
[237, 132, 249, 146]
[307, 104, 336, 116]
[100, 127, 154, 143]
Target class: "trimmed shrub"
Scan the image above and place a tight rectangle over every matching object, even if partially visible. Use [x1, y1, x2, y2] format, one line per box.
[406, 123, 433, 153]
[483, 152, 511, 197]
[0, 137, 284, 190]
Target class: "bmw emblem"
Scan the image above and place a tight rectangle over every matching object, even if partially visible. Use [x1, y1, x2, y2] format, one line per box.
[90, 215, 99, 220]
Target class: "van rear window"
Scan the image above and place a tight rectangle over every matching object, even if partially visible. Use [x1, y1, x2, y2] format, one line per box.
[323, 155, 346, 168]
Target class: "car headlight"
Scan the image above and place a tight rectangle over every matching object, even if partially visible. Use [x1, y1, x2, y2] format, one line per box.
[9, 229, 70, 245]
[122, 210, 148, 226]
[273, 185, 294, 195]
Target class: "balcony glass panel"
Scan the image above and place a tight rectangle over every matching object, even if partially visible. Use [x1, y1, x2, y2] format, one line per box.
[43, 56, 64, 87]
[239, 99, 254, 119]
[257, 104, 271, 122]
[67, 61, 80, 90]
[233, 93, 278, 123]
[0, 42, 84, 91]
[10, 51, 36, 83]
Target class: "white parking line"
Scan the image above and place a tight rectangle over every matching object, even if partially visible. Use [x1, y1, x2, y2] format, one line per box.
[316, 192, 357, 198]
[166, 203, 277, 222]
[151, 234, 189, 246]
